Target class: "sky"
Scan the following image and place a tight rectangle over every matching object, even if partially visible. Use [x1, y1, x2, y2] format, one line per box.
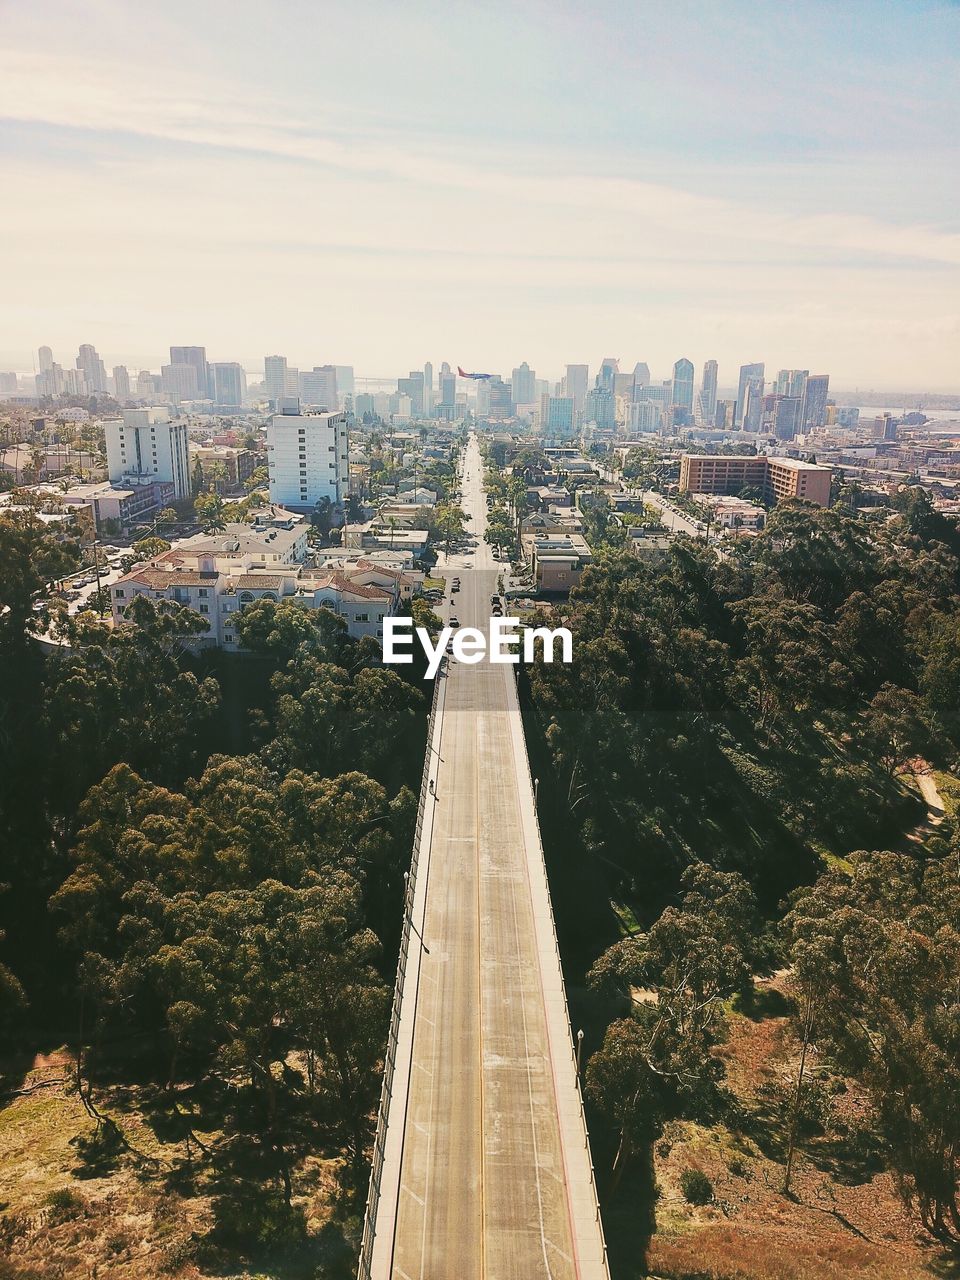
[0, 0, 958, 390]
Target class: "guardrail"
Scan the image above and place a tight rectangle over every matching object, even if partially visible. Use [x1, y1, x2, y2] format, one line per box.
[513, 666, 611, 1272]
[357, 657, 445, 1280]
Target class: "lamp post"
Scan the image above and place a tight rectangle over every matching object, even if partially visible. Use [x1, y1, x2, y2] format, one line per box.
[576, 1028, 584, 1077]
[534, 777, 539, 807]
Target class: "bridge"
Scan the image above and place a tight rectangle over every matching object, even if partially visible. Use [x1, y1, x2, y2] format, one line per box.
[359, 433, 609, 1280]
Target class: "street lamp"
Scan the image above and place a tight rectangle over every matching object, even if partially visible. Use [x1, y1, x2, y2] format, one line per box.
[576, 1028, 584, 1076]
[534, 777, 539, 807]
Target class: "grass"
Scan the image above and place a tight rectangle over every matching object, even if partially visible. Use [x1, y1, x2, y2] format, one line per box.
[421, 575, 446, 591]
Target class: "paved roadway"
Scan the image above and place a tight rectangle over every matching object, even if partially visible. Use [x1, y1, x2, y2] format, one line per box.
[366, 434, 608, 1280]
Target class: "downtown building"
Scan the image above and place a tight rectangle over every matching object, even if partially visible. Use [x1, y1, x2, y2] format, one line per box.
[104, 406, 192, 500]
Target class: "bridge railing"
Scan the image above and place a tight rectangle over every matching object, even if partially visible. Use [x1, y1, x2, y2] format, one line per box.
[513, 668, 611, 1273]
[357, 657, 445, 1280]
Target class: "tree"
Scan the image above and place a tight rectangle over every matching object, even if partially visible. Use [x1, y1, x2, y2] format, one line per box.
[860, 683, 931, 774]
[194, 488, 226, 533]
[786, 851, 960, 1241]
[131, 536, 172, 561]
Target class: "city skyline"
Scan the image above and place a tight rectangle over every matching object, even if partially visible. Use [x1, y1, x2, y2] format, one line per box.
[1, 0, 958, 388]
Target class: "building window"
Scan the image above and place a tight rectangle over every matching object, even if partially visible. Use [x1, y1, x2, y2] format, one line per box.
[115, 589, 125, 598]
[199, 604, 209, 614]
[198, 588, 208, 597]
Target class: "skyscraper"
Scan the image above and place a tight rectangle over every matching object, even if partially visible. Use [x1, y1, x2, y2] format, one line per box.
[38, 346, 53, 372]
[597, 358, 619, 395]
[632, 362, 651, 389]
[423, 362, 433, 416]
[169, 346, 209, 398]
[585, 385, 616, 429]
[209, 362, 247, 407]
[334, 366, 355, 409]
[267, 402, 349, 510]
[803, 374, 830, 429]
[741, 381, 764, 433]
[672, 358, 695, 414]
[398, 371, 425, 417]
[511, 361, 536, 406]
[562, 364, 589, 418]
[544, 396, 575, 439]
[735, 363, 764, 428]
[113, 365, 131, 400]
[161, 363, 201, 404]
[264, 355, 288, 405]
[300, 366, 338, 412]
[700, 360, 718, 421]
[76, 343, 107, 393]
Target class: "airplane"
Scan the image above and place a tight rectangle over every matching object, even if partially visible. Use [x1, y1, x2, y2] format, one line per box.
[457, 366, 493, 380]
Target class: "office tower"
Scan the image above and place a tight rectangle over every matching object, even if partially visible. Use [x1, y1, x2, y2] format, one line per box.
[209, 362, 246, 407]
[544, 396, 575, 438]
[629, 399, 662, 433]
[355, 393, 376, 419]
[64, 368, 87, 395]
[562, 364, 589, 417]
[632, 362, 651, 389]
[300, 365, 338, 411]
[440, 361, 451, 375]
[76, 343, 107, 394]
[715, 399, 736, 429]
[137, 369, 161, 397]
[803, 374, 830, 429]
[701, 360, 718, 421]
[38, 345, 53, 372]
[476, 378, 491, 416]
[775, 368, 809, 403]
[398, 370, 425, 417]
[773, 396, 803, 440]
[264, 355, 288, 404]
[741, 380, 764, 432]
[511, 361, 536, 406]
[0, 372, 17, 394]
[162, 362, 201, 404]
[597, 358, 619, 395]
[169, 346, 209, 398]
[836, 406, 860, 428]
[438, 370, 457, 420]
[585, 385, 616, 429]
[423, 362, 433, 416]
[488, 377, 512, 420]
[112, 365, 131, 400]
[735, 363, 764, 427]
[36, 363, 65, 397]
[672, 358, 695, 413]
[267, 400, 349, 510]
[106, 407, 190, 499]
[335, 366, 355, 408]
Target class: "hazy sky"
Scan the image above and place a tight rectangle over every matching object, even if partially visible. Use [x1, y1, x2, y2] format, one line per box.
[1, 0, 958, 389]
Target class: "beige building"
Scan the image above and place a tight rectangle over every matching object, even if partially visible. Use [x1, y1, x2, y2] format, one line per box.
[679, 454, 831, 507]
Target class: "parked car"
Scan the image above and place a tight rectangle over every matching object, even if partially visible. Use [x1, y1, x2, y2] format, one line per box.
[449, 616, 461, 628]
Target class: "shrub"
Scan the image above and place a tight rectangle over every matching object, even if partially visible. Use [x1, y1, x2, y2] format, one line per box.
[680, 1167, 714, 1205]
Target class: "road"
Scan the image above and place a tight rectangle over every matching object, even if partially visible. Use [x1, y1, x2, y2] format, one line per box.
[364, 433, 608, 1280]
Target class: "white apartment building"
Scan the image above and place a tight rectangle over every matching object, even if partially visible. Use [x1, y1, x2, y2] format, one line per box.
[104, 407, 191, 499]
[266, 402, 349, 511]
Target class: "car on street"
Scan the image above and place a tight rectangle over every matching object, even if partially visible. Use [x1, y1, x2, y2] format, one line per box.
[449, 616, 460, 628]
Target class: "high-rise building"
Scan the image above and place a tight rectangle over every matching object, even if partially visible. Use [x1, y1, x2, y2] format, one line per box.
[700, 360, 718, 421]
[672, 358, 695, 413]
[266, 400, 350, 510]
[355, 393, 376, 419]
[209, 362, 247, 408]
[803, 374, 830, 429]
[715, 399, 736, 429]
[741, 380, 764, 433]
[169, 346, 209, 398]
[335, 366, 355, 409]
[597, 358, 619, 395]
[76, 343, 107, 394]
[488, 377, 512, 420]
[775, 368, 809, 400]
[299, 365, 338, 411]
[632, 362, 651, 391]
[264, 355, 288, 405]
[562, 364, 589, 417]
[423, 362, 433, 416]
[161, 362, 201, 404]
[38, 346, 53, 372]
[735, 363, 764, 428]
[511, 361, 536, 407]
[438, 370, 457, 421]
[544, 396, 575, 438]
[773, 396, 803, 440]
[398, 370, 425, 417]
[106, 407, 191, 499]
[113, 365, 131, 400]
[137, 370, 162, 397]
[585, 386, 616, 429]
[629, 399, 662, 433]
